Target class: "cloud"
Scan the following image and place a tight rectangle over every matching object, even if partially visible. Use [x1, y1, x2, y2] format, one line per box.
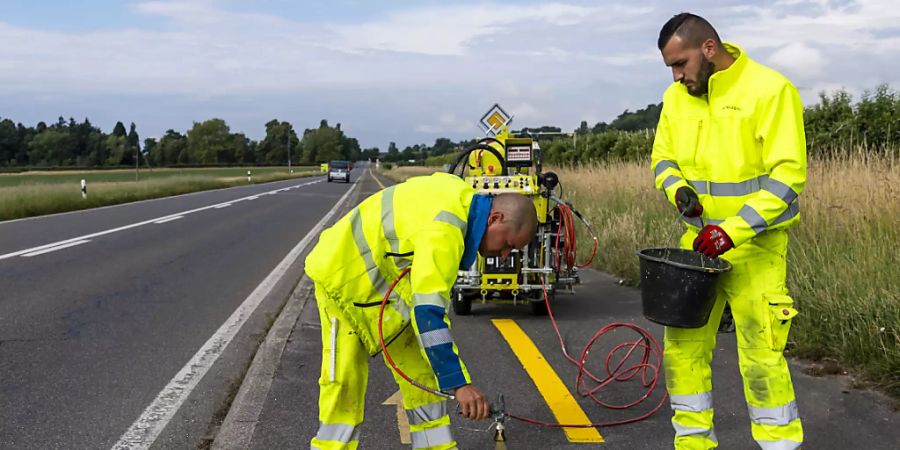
[0, 0, 899, 148]
[767, 42, 826, 81]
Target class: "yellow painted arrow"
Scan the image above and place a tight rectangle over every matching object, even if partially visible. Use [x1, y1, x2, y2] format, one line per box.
[382, 390, 411, 444]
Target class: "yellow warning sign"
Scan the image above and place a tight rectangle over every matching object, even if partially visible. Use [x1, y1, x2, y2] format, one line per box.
[480, 104, 511, 135]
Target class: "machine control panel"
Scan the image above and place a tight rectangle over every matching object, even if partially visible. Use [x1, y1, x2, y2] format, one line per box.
[466, 174, 536, 194]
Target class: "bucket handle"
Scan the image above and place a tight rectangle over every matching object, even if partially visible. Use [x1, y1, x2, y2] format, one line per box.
[663, 211, 706, 269]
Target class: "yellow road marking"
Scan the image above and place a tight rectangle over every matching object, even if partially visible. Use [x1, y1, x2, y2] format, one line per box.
[491, 319, 603, 443]
[382, 390, 411, 444]
[368, 167, 385, 189]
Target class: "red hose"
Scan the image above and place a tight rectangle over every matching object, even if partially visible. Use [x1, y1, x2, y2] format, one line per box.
[554, 202, 598, 270]
[378, 268, 668, 429]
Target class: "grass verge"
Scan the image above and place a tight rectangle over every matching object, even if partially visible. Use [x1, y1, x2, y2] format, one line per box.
[0, 170, 320, 221]
[380, 154, 900, 397]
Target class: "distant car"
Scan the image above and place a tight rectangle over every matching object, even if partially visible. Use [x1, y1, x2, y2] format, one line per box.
[327, 160, 351, 183]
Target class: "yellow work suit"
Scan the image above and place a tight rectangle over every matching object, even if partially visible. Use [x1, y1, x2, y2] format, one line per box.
[305, 173, 476, 450]
[651, 43, 806, 450]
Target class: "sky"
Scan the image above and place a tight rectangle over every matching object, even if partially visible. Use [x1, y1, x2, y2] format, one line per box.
[1, 0, 898, 150]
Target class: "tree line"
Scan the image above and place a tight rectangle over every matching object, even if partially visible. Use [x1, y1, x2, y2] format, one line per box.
[0, 117, 368, 169]
[396, 84, 899, 167]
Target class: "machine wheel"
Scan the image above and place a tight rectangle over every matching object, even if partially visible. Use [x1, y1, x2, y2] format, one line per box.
[452, 290, 473, 316]
[529, 289, 552, 316]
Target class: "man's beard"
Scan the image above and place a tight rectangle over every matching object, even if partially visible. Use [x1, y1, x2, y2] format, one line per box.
[687, 57, 716, 97]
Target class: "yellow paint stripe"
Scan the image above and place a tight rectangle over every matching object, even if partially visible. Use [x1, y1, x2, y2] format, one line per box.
[491, 319, 603, 443]
[369, 167, 385, 189]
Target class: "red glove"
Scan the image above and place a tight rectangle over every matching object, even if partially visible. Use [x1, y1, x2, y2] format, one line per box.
[693, 225, 733, 258]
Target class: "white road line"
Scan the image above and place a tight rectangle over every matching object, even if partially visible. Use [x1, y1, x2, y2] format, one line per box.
[111, 179, 358, 450]
[214, 204, 232, 209]
[0, 180, 321, 261]
[153, 216, 183, 224]
[21, 240, 91, 257]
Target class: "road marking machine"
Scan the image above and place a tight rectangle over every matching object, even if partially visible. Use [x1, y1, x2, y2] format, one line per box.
[447, 104, 597, 315]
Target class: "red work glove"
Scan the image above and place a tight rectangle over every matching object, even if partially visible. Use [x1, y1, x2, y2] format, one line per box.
[675, 186, 703, 218]
[693, 225, 734, 258]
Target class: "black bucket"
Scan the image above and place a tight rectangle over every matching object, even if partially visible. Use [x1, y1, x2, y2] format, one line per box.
[636, 248, 732, 328]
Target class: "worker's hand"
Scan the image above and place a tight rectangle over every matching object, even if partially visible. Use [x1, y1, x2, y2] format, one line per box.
[675, 186, 703, 218]
[453, 384, 490, 420]
[693, 225, 734, 258]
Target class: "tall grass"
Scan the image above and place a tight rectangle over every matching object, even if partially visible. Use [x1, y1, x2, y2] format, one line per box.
[381, 154, 900, 396]
[0, 171, 320, 220]
[556, 154, 900, 397]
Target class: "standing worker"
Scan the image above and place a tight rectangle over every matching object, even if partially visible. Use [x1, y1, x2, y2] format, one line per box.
[305, 172, 538, 450]
[651, 13, 806, 450]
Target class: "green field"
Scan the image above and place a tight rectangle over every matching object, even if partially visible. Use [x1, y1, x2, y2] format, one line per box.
[0, 166, 322, 220]
[0, 166, 316, 187]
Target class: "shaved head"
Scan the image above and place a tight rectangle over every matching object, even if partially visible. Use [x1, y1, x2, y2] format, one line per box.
[479, 193, 537, 257]
[658, 12, 721, 51]
[492, 193, 537, 235]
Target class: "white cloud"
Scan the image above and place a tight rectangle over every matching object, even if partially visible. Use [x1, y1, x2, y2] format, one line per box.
[0, 0, 898, 148]
[767, 42, 826, 81]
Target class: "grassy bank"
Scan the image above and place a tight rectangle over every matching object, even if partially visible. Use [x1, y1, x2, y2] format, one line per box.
[380, 154, 900, 397]
[0, 168, 320, 221]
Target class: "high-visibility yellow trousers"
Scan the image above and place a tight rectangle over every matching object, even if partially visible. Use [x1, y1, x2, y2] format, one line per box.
[310, 285, 458, 450]
[664, 229, 803, 450]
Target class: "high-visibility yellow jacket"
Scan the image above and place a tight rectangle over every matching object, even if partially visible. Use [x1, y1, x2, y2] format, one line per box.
[305, 172, 474, 391]
[651, 42, 807, 249]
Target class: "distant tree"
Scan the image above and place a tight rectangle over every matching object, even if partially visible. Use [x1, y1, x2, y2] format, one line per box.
[0, 119, 19, 166]
[258, 119, 299, 165]
[112, 121, 127, 137]
[143, 138, 158, 166]
[126, 122, 140, 166]
[186, 119, 235, 164]
[105, 135, 128, 166]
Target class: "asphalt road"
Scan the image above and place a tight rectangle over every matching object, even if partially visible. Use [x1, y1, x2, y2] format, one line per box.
[0, 169, 358, 449]
[224, 167, 899, 450]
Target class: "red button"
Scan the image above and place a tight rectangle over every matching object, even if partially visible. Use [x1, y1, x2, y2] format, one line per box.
[782, 309, 790, 315]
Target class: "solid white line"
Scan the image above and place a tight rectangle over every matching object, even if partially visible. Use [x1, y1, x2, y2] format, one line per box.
[21, 240, 91, 257]
[214, 204, 232, 209]
[111, 180, 358, 450]
[0, 180, 320, 261]
[153, 216, 183, 224]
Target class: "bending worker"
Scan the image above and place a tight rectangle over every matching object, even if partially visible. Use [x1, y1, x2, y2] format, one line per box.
[652, 13, 806, 450]
[305, 172, 537, 449]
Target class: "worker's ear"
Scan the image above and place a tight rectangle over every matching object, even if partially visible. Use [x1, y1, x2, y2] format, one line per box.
[487, 210, 504, 226]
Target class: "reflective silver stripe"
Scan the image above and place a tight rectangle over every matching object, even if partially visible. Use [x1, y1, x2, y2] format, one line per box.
[434, 211, 466, 237]
[351, 209, 410, 320]
[670, 392, 713, 412]
[757, 439, 802, 450]
[688, 179, 708, 195]
[689, 175, 768, 197]
[680, 216, 723, 228]
[315, 422, 360, 443]
[381, 186, 399, 256]
[763, 178, 798, 205]
[662, 175, 682, 190]
[419, 328, 454, 348]
[681, 215, 702, 228]
[654, 160, 681, 177]
[411, 425, 454, 449]
[748, 401, 799, 426]
[770, 200, 800, 227]
[672, 423, 718, 443]
[413, 292, 448, 308]
[406, 401, 447, 426]
[738, 205, 768, 235]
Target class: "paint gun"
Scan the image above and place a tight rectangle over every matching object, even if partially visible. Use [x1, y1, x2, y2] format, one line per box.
[491, 393, 508, 442]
